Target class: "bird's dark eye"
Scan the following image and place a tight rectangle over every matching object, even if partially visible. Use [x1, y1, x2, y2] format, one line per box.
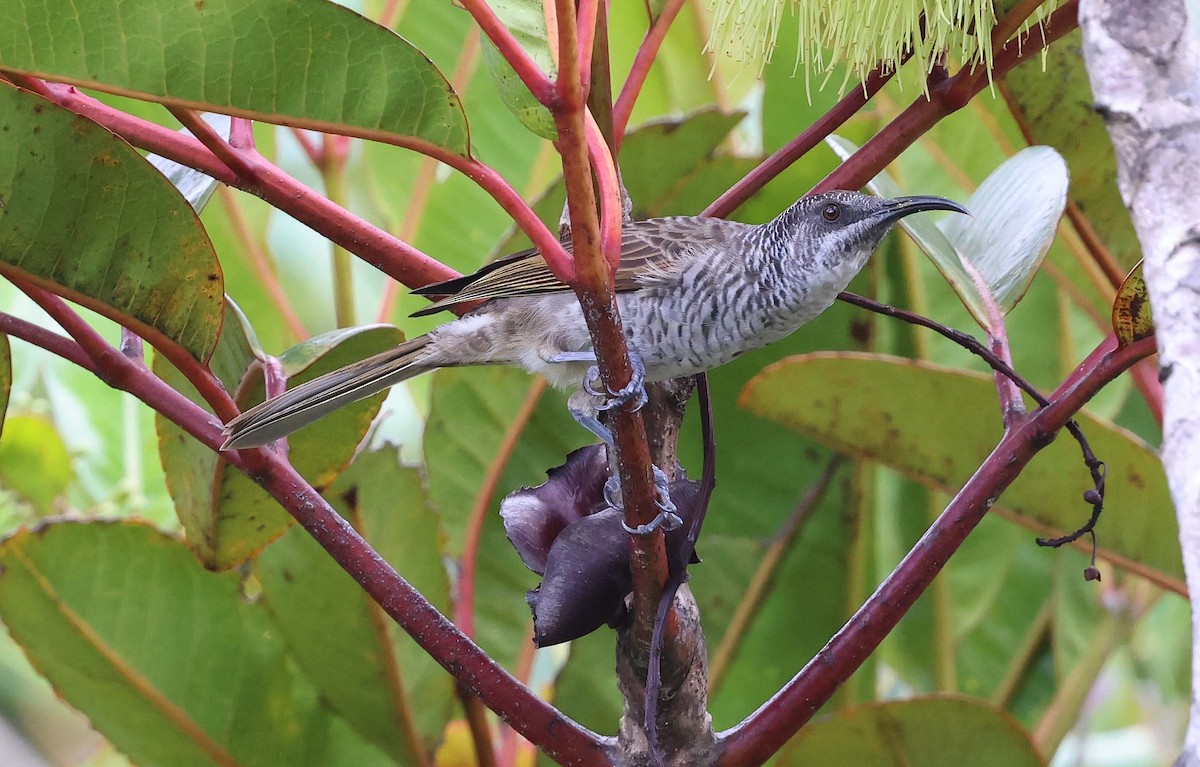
[822, 203, 841, 222]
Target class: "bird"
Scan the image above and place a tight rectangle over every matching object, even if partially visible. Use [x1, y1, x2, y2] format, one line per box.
[222, 191, 967, 527]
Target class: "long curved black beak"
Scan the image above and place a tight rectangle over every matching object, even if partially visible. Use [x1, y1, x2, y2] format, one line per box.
[875, 195, 970, 225]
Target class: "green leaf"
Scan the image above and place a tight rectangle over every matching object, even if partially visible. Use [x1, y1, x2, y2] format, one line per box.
[0, 81, 223, 361]
[615, 110, 747, 217]
[608, 0, 750, 133]
[0, 413, 71, 514]
[548, 630, 622, 736]
[827, 136, 1067, 332]
[939, 146, 1068, 317]
[950, 516, 1055, 712]
[257, 450, 454, 762]
[0, 520, 393, 767]
[776, 696, 1045, 766]
[155, 308, 402, 569]
[740, 353, 1181, 589]
[423, 368, 583, 668]
[478, 0, 557, 140]
[0, 0, 468, 154]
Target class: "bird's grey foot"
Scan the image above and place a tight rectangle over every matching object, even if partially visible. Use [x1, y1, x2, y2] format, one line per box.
[592, 350, 648, 413]
[605, 467, 682, 535]
[550, 350, 648, 413]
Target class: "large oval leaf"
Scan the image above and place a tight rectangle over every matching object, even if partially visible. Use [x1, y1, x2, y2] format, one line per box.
[775, 696, 1045, 766]
[0, 520, 392, 767]
[939, 146, 1068, 320]
[257, 450, 454, 762]
[0, 0, 468, 154]
[0, 81, 223, 361]
[740, 353, 1180, 590]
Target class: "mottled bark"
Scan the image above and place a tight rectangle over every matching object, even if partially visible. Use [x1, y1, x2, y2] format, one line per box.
[1080, 2, 1200, 764]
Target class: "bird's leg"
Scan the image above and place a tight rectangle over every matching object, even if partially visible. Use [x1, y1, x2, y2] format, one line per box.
[606, 469, 682, 534]
[549, 349, 649, 412]
[559, 359, 680, 536]
[566, 388, 616, 446]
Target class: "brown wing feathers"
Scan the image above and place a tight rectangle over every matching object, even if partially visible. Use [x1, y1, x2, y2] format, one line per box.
[409, 218, 720, 318]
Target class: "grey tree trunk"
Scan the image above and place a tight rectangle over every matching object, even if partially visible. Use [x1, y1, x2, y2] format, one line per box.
[1079, 1, 1200, 764]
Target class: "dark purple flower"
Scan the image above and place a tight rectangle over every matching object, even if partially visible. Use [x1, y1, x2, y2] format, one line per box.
[500, 445, 702, 647]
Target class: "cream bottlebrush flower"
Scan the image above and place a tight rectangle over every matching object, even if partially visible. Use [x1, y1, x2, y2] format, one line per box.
[704, 0, 1056, 88]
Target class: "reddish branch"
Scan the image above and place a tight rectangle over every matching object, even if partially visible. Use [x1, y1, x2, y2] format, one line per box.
[551, 0, 671, 647]
[0, 312, 95, 372]
[458, 0, 556, 107]
[716, 334, 1157, 765]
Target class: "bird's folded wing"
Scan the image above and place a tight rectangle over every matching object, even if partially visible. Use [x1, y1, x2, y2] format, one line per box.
[410, 217, 723, 317]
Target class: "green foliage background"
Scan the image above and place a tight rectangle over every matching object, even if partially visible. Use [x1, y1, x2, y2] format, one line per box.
[0, 1, 1184, 766]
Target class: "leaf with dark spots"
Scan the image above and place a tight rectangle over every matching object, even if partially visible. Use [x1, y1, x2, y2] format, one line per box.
[1112, 260, 1153, 346]
[500, 444, 608, 575]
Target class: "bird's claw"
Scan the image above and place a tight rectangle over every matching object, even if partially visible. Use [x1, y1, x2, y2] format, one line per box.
[585, 352, 648, 413]
[605, 467, 682, 536]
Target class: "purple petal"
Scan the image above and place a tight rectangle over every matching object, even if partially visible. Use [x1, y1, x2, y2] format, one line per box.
[500, 445, 608, 575]
[528, 509, 630, 647]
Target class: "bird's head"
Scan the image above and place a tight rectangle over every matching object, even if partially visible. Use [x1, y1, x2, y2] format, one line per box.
[772, 191, 969, 270]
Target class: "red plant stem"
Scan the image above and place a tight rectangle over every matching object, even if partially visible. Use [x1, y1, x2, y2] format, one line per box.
[576, 0, 599, 93]
[435, 151, 576, 283]
[703, 63, 898, 218]
[3, 295, 610, 766]
[13, 279, 239, 422]
[11, 77, 460, 291]
[612, 0, 687, 148]
[814, 0, 1079, 195]
[228, 117, 255, 150]
[716, 333, 1156, 766]
[584, 107, 622, 267]
[289, 128, 324, 166]
[992, 0, 1053, 48]
[552, 0, 669, 648]
[0, 312, 95, 372]
[459, 0, 557, 106]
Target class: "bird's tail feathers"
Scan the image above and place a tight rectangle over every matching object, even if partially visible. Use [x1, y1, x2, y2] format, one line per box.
[221, 335, 433, 450]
